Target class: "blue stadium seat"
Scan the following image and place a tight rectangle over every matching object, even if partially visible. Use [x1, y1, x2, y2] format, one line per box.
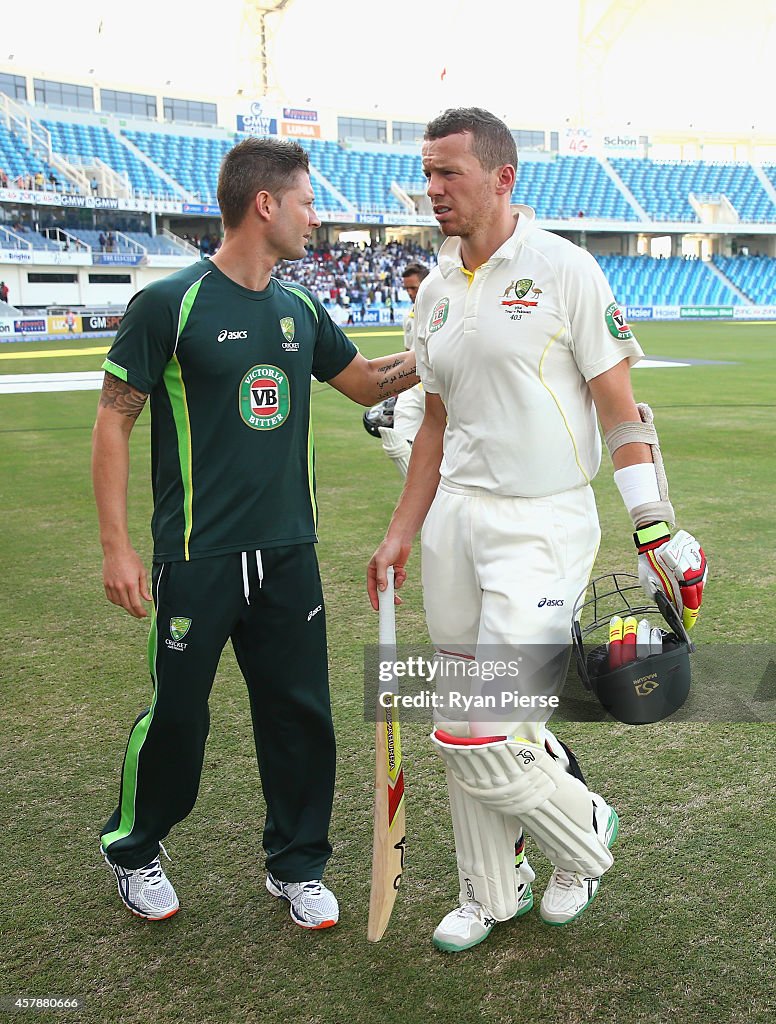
[593, 255, 739, 306]
[713, 255, 776, 303]
[610, 159, 776, 223]
[41, 120, 174, 198]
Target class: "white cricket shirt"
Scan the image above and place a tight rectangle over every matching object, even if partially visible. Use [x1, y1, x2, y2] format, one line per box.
[414, 206, 643, 496]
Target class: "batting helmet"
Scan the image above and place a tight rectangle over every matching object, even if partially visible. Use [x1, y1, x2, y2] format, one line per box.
[363, 396, 397, 437]
[571, 573, 694, 725]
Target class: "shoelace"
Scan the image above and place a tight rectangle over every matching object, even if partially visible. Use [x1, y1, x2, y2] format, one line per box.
[552, 868, 580, 890]
[455, 902, 484, 919]
[300, 881, 324, 896]
[139, 843, 172, 886]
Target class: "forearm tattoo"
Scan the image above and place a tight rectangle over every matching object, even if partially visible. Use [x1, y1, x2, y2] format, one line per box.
[100, 372, 149, 419]
[376, 356, 416, 395]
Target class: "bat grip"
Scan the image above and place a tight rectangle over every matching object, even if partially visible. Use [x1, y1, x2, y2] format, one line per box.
[377, 566, 396, 647]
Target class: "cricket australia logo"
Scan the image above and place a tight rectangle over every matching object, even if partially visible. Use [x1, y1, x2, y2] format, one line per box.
[280, 316, 296, 344]
[170, 617, 192, 641]
[239, 364, 291, 430]
[428, 297, 450, 333]
[605, 302, 633, 340]
[166, 616, 192, 651]
[501, 278, 543, 320]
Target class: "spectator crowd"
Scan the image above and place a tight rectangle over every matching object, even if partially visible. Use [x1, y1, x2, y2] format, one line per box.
[278, 239, 435, 316]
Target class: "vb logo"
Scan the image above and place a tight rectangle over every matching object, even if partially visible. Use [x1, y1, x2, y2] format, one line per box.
[250, 380, 279, 416]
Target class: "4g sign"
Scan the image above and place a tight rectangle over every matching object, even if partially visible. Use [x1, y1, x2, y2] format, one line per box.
[560, 127, 594, 155]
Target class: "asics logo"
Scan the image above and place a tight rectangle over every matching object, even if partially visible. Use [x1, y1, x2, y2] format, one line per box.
[538, 597, 564, 607]
[218, 329, 248, 342]
[307, 604, 322, 621]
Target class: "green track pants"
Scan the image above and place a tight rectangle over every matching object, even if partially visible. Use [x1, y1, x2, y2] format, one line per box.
[101, 544, 335, 881]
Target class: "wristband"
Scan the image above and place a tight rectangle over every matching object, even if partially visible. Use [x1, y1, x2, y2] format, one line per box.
[614, 463, 660, 513]
[634, 521, 671, 552]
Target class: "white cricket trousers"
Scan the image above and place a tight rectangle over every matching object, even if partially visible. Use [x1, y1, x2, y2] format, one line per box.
[421, 479, 600, 741]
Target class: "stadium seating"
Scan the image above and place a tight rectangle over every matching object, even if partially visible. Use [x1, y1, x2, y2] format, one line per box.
[0, 124, 59, 191]
[7, 110, 776, 230]
[64, 229, 190, 255]
[610, 158, 776, 222]
[121, 130, 235, 203]
[713, 255, 776, 303]
[41, 121, 176, 199]
[593, 255, 739, 306]
[515, 156, 639, 220]
[123, 231, 191, 255]
[1, 226, 61, 250]
[297, 140, 421, 214]
[760, 165, 776, 198]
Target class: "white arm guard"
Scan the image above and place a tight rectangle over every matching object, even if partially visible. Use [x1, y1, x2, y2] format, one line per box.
[431, 731, 614, 877]
[604, 402, 675, 528]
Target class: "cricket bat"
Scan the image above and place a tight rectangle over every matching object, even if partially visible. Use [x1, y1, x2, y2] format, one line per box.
[367, 566, 406, 942]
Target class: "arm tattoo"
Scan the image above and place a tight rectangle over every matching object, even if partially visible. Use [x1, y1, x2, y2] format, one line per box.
[376, 363, 417, 395]
[376, 356, 403, 373]
[99, 372, 149, 420]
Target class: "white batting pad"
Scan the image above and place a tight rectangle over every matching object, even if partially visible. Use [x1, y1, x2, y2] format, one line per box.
[378, 427, 411, 477]
[432, 732, 613, 877]
[445, 769, 527, 922]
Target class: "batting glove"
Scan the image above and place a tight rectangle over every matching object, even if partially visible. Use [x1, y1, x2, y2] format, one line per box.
[634, 522, 708, 632]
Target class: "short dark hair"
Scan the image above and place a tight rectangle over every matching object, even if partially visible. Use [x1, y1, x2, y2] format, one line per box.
[402, 262, 430, 281]
[424, 107, 517, 171]
[217, 137, 310, 229]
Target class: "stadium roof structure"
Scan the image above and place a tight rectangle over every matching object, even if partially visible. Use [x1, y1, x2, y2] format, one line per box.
[239, 1, 295, 98]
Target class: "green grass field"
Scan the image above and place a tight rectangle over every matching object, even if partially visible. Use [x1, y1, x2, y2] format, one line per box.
[1, 322, 773, 1024]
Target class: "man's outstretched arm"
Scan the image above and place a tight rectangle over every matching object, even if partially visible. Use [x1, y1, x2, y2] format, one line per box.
[327, 350, 419, 406]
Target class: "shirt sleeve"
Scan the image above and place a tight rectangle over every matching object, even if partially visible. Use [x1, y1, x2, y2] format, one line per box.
[561, 247, 643, 381]
[412, 287, 440, 395]
[310, 295, 358, 382]
[102, 285, 177, 394]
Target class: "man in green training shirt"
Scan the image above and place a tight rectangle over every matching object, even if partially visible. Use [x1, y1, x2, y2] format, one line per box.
[93, 137, 418, 928]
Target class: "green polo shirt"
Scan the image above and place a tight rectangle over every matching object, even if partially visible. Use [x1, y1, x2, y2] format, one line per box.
[103, 260, 357, 562]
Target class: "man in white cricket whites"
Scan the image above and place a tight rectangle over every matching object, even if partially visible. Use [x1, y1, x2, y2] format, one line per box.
[367, 108, 707, 952]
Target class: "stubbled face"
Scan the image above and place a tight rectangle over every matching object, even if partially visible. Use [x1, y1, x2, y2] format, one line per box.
[422, 132, 499, 238]
[271, 171, 321, 260]
[402, 273, 423, 302]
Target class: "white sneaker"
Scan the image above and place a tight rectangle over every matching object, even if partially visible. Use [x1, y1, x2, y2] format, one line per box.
[102, 844, 179, 921]
[266, 872, 339, 929]
[540, 801, 619, 926]
[433, 902, 499, 952]
[433, 881, 533, 953]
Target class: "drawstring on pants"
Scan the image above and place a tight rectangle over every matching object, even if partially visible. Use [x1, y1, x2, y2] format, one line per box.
[241, 550, 264, 605]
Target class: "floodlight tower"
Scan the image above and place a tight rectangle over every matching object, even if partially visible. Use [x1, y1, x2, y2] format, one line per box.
[575, 0, 645, 128]
[239, 0, 293, 98]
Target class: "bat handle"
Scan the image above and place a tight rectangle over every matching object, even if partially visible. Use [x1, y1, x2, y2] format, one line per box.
[377, 566, 396, 645]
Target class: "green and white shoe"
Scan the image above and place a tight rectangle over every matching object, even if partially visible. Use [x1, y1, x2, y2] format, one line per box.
[540, 802, 619, 926]
[433, 881, 533, 953]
